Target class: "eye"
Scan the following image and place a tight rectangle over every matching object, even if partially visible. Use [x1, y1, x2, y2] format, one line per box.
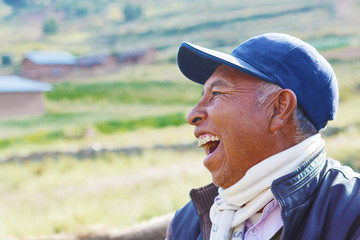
[213, 91, 222, 97]
[209, 91, 223, 102]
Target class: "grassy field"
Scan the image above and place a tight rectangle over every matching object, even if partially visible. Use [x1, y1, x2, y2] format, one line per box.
[0, 126, 211, 237]
[0, 0, 360, 238]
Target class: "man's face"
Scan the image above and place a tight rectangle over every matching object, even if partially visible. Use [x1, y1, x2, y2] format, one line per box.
[187, 65, 275, 188]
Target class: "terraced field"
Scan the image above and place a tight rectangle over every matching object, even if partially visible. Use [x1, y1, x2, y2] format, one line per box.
[0, 0, 360, 238]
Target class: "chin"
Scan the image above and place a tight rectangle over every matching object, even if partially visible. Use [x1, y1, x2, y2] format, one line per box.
[212, 174, 229, 189]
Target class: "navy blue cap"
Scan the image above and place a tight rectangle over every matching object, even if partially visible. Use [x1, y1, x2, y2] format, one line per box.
[177, 33, 339, 131]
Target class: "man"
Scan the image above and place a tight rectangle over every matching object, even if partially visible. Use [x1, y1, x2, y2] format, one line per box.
[166, 33, 360, 240]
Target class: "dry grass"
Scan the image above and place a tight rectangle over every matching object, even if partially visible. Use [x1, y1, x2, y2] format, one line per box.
[0, 148, 210, 238]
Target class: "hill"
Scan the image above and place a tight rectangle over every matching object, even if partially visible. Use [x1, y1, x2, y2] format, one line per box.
[1, 0, 360, 61]
[0, 0, 360, 238]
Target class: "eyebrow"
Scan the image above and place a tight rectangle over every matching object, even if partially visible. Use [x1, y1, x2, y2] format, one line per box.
[201, 79, 229, 96]
[210, 79, 228, 89]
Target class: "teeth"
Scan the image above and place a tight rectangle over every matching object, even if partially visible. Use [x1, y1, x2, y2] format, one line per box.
[198, 138, 204, 147]
[198, 135, 219, 147]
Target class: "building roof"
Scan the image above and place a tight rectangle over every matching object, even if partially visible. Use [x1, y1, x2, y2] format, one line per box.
[0, 75, 52, 93]
[25, 51, 77, 65]
[77, 54, 110, 67]
[118, 48, 154, 61]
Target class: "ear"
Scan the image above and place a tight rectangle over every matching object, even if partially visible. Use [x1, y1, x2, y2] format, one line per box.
[269, 89, 297, 133]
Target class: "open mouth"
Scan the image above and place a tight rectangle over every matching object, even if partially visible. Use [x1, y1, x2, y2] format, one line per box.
[198, 135, 220, 155]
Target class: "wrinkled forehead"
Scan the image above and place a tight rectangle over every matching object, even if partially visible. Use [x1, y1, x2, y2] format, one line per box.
[204, 64, 266, 88]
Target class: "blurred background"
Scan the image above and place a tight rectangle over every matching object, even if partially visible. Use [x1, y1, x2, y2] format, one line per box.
[0, 0, 359, 239]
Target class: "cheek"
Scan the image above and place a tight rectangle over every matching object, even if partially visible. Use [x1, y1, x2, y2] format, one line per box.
[208, 104, 239, 129]
[210, 103, 266, 153]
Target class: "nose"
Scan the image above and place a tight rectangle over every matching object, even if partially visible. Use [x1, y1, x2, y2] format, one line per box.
[186, 104, 207, 125]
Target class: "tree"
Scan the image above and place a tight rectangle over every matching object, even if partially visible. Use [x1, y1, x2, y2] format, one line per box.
[123, 3, 143, 21]
[43, 17, 58, 35]
[3, 0, 27, 9]
[1, 55, 12, 66]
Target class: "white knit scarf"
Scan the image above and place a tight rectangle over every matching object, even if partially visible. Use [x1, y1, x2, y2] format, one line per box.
[209, 134, 324, 240]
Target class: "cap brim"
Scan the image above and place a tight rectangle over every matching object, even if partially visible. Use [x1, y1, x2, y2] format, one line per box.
[177, 42, 272, 85]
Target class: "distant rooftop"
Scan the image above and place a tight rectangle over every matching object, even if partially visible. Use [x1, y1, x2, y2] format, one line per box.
[25, 51, 77, 65]
[77, 54, 110, 67]
[0, 75, 52, 93]
[118, 48, 154, 61]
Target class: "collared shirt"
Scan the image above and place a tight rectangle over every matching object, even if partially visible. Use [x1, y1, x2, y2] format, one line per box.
[243, 199, 283, 240]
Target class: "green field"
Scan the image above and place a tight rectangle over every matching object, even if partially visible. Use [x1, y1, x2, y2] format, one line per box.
[0, 0, 360, 238]
[0, 126, 211, 237]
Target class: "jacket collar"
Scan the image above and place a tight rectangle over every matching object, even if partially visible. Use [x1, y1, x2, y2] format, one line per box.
[271, 147, 327, 239]
[271, 147, 326, 205]
[190, 183, 218, 217]
[190, 147, 327, 215]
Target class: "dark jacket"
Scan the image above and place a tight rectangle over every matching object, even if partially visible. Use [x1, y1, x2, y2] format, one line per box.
[166, 148, 360, 240]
